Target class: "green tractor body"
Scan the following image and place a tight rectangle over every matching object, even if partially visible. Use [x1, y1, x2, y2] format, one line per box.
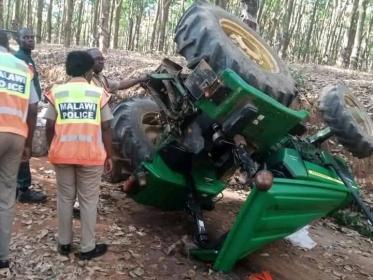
[119, 67, 354, 272]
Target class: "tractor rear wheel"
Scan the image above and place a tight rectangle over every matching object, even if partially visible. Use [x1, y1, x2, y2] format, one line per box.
[175, 0, 297, 106]
[107, 96, 161, 182]
[319, 83, 373, 158]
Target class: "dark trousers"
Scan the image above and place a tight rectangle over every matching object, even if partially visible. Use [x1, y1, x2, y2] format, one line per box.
[17, 161, 31, 192]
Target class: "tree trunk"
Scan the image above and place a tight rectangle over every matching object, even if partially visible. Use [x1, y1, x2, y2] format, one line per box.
[113, 0, 123, 49]
[134, 1, 144, 50]
[99, 0, 110, 53]
[157, 0, 172, 52]
[64, 0, 74, 47]
[127, 17, 134, 50]
[0, 0, 3, 27]
[59, 0, 66, 44]
[36, 0, 44, 44]
[5, 0, 11, 29]
[215, 0, 228, 9]
[281, 0, 294, 59]
[339, 0, 360, 68]
[240, 0, 259, 30]
[350, 0, 368, 70]
[47, 0, 53, 43]
[75, 0, 84, 45]
[303, 0, 320, 62]
[108, 0, 115, 46]
[13, 0, 21, 30]
[93, 0, 100, 46]
[150, 0, 160, 51]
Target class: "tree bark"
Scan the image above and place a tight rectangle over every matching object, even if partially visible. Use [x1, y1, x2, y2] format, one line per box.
[26, 0, 33, 28]
[339, 0, 360, 68]
[47, 0, 53, 43]
[350, 0, 368, 70]
[99, 0, 110, 53]
[157, 0, 172, 52]
[75, 0, 85, 45]
[303, 0, 320, 62]
[113, 0, 123, 49]
[150, 0, 160, 51]
[0, 0, 3, 27]
[108, 0, 115, 46]
[36, 0, 44, 43]
[93, 0, 100, 46]
[13, 0, 21, 30]
[215, 0, 228, 9]
[240, 0, 259, 30]
[134, 1, 144, 50]
[64, 0, 74, 47]
[280, 0, 294, 59]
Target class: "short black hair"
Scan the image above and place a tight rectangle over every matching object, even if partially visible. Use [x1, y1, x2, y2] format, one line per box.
[0, 31, 9, 49]
[65, 51, 94, 77]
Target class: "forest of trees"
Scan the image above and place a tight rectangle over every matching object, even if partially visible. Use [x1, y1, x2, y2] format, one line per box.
[0, 0, 372, 71]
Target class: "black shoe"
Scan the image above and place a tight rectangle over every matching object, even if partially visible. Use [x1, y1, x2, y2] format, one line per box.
[78, 244, 108, 260]
[0, 260, 9, 269]
[57, 244, 71, 256]
[18, 189, 47, 203]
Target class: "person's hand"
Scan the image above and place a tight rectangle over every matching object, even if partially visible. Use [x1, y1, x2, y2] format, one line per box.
[139, 73, 151, 83]
[22, 146, 32, 162]
[105, 157, 113, 174]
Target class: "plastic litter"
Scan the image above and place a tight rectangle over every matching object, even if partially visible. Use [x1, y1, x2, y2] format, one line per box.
[285, 225, 317, 250]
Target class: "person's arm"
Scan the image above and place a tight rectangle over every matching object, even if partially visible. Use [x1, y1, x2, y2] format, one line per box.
[23, 103, 37, 160]
[23, 82, 39, 160]
[117, 75, 149, 90]
[46, 119, 55, 148]
[44, 98, 57, 148]
[102, 120, 113, 173]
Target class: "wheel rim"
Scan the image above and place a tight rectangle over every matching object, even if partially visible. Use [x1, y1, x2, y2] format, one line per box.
[219, 19, 279, 73]
[344, 93, 373, 136]
[141, 112, 162, 144]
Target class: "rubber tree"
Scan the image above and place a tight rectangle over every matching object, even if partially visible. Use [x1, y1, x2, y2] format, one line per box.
[75, 0, 85, 45]
[215, 0, 228, 9]
[113, 0, 123, 49]
[13, 0, 20, 30]
[339, 0, 360, 68]
[240, 0, 259, 30]
[92, 0, 100, 46]
[36, 0, 43, 43]
[63, 0, 74, 47]
[157, 0, 172, 52]
[99, 0, 110, 53]
[150, 0, 161, 51]
[350, 0, 369, 70]
[47, 0, 53, 43]
[303, 0, 321, 62]
[281, 0, 295, 59]
[0, 0, 3, 27]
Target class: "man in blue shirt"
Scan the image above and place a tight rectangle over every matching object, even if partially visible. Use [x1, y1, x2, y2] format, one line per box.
[14, 28, 46, 203]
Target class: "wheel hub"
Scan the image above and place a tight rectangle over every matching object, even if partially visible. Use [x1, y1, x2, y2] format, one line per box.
[141, 112, 162, 144]
[219, 19, 279, 73]
[344, 94, 373, 136]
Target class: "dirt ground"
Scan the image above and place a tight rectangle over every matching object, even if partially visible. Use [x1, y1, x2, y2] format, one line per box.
[2, 47, 373, 279]
[6, 157, 373, 280]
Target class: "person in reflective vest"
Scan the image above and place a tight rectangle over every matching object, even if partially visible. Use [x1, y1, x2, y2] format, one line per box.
[45, 51, 113, 260]
[0, 30, 38, 271]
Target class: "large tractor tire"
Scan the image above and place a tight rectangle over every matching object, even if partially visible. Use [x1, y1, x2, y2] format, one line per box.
[319, 83, 373, 159]
[108, 96, 161, 182]
[175, 0, 297, 106]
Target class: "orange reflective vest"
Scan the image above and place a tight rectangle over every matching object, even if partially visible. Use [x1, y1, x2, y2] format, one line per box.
[0, 52, 33, 138]
[45, 82, 110, 165]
